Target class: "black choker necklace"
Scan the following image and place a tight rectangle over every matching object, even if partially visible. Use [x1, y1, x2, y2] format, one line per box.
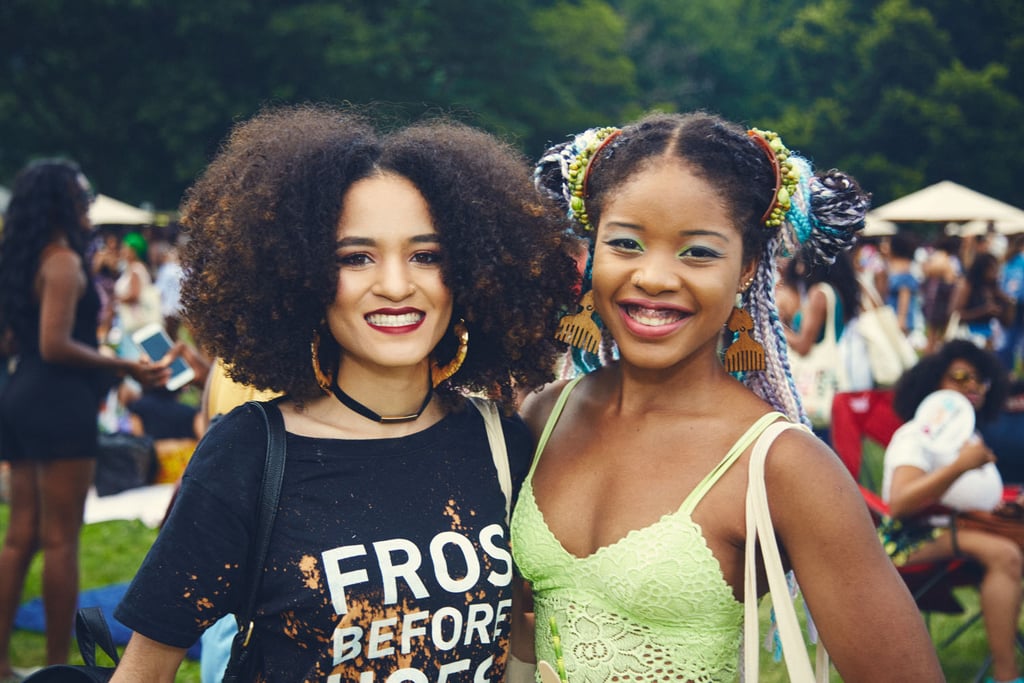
[330, 375, 433, 424]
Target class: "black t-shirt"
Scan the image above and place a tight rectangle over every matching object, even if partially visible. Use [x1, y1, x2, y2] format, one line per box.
[116, 400, 532, 681]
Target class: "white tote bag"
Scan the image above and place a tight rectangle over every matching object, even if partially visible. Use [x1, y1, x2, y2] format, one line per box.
[857, 282, 918, 386]
[788, 284, 841, 428]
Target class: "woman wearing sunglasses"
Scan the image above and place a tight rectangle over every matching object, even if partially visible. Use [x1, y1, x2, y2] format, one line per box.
[883, 339, 1020, 683]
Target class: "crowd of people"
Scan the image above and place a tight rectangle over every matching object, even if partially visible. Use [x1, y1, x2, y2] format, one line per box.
[1, 104, 1023, 682]
[862, 228, 1023, 372]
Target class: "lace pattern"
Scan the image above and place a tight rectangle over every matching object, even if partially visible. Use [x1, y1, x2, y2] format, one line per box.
[512, 483, 743, 682]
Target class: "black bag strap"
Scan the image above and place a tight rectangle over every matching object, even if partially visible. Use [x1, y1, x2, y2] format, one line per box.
[234, 400, 287, 644]
[76, 606, 120, 667]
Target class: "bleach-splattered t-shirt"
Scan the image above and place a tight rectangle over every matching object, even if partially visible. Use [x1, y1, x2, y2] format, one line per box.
[116, 400, 531, 682]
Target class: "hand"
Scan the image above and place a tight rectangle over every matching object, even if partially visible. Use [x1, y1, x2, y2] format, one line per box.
[128, 360, 171, 389]
[955, 436, 996, 473]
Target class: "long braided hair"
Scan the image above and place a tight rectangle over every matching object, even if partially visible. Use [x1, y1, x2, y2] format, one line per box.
[535, 111, 869, 425]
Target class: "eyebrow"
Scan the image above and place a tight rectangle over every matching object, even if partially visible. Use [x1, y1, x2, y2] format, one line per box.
[335, 234, 441, 248]
[604, 222, 733, 240]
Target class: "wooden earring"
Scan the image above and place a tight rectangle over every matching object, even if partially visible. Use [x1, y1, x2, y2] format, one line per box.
[555, 290, 601, 354]
[724, 282, 765, 372]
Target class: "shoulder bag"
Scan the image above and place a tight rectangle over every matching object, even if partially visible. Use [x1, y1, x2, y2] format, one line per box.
[956, 502, 1024, 550]
[221, 399, 287, 682]
[856, 281, 918, 386]
[22, 608, 120, 682]
[743, 420, 830, 683]
[788, 284, 841, 428]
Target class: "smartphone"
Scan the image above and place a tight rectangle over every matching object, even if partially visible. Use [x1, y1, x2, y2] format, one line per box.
[131, 323, 195, 391]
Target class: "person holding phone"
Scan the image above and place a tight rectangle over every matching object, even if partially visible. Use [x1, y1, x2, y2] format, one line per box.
[109, 105, 578, 681]
[131, 323, 195, 392]
[0, 160, 172, 680]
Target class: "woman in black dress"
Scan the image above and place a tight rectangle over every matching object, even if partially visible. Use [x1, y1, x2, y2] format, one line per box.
[0, 160, 170, 679]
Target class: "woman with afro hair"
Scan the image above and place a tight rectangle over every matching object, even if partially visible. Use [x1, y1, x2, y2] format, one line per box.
[883, 339, 1021, 683]
[110, 105, 579, 682]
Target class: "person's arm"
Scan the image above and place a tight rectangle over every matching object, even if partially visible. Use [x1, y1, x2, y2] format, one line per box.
[109, 632, 187, 683]
[783, 285, 827, 356]
[767, 430, 944, 682]
[509, 575, 537, 664]
[895, 285, 912, 333]
[36, 248, 170, 388]
[887, 436, 995, 519]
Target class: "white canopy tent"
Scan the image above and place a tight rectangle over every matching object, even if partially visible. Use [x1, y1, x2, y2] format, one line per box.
[89, 194, 154, 226]
[945, 217, 1024, 236]
[869, 180, 1024, 232]
[862, 214, 898, 237]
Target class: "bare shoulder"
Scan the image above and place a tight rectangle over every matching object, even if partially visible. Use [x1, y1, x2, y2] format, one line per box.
[763, 425, 849, 483]
[37, 245, 85, 291]
[518, 379, 573, 440]
[761, 424, 863, 519]
[39, 244, 82, 272]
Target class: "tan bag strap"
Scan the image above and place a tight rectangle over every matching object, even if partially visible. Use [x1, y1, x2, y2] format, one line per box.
[469, 397, 511, 524]
[743, 420, 829, 683]
[858, 273, 886, 310]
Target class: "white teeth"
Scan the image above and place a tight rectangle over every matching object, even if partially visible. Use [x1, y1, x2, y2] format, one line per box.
[626, 306, 683, 327]
[366, 312, 423, 327]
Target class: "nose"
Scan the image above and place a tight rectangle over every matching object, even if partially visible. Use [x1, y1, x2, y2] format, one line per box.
[630, 255, 682, 295]
[372, 258, 416, 300]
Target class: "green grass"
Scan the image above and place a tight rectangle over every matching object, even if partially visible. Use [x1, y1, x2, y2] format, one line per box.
[0, 504, 201, 682]
[0, 467, 1015, 681]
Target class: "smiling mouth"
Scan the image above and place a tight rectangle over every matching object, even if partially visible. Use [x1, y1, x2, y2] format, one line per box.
[366, 312, 424, 327]
[623, 304, 687, 327]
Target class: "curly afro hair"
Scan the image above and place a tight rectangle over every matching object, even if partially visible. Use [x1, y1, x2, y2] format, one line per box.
[892, 339, 1009, 423]
[180, 104, 579, 410]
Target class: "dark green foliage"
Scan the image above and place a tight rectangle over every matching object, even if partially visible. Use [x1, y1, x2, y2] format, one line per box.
[0, 0, 1021, 210]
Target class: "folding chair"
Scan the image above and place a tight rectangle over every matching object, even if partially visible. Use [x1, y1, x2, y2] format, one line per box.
[831, 389, 903, 490]
[831, 392, 1024, 682]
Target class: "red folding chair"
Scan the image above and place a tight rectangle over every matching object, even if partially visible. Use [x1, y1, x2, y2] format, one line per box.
[831, 389, 903, 489]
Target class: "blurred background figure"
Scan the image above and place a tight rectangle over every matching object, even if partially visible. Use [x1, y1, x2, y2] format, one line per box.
[89, 229, 121, 344]
[784, 247, 862, 444]
[883, 232, 922, 338]
[999, 235, 1024, 377]
[111, 231, 161, 359]
[0, 160, 169, 681]
[149, 237, 184, 341]
[951, 251, 1014, 353]
[920, 235, 962, 355]
[882, 339, 1020, 683]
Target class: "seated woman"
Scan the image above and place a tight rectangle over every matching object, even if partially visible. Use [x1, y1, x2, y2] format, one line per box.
[883, 339, 1021, 683]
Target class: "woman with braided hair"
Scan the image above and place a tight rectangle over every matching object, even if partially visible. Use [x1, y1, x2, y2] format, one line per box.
[508, 112, 941, 681]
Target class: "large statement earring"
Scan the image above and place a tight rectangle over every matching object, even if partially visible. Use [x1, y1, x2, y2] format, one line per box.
[431, 319, 469, 388]
[555, 290, 601, 354]
[723, 282, 765, 373]
[311, 327, 334, 393]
